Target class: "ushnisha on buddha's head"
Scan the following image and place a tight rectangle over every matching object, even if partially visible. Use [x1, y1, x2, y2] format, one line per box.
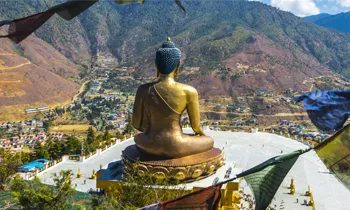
[155, 37, 181, 78]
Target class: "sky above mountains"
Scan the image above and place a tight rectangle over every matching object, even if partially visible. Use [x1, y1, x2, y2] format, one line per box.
[251, 0, 350, 16]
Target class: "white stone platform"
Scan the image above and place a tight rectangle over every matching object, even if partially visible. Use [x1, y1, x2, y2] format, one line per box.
[37, 129, 350, 210]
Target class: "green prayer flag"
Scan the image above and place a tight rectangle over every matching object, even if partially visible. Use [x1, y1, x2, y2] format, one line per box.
[50, 0, 98, 20]
[237, 149, 307, 210]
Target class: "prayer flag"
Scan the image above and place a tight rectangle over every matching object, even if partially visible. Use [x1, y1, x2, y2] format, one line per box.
[0, 11, 55, 43]
[140, 185, 222, 210]
[0, 0, 185, 43]
[295, 89, 350, 132]
[236, 149, 306, 210]
[50, 0, 98, 20]
[0, 0, 98, 43]
[314, 124, 350, 189]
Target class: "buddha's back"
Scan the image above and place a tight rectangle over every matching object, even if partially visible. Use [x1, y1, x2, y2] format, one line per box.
[132, 38, 213, 158]
[146, 82, 183, 128]
[134, 81, 213, 158]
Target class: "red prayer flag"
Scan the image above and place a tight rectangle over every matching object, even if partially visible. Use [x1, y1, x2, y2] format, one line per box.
[0, 0, 98, 43]
[0, 11, 54, 43]
[140, 185, 222, 210]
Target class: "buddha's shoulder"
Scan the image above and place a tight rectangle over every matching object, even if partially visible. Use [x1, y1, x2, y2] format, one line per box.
[176, 82, 198, 95]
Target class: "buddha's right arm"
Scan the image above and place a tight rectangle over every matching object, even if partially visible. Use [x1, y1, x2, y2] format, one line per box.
[187, 88, 205, 136]
[132, 87, 144, 131]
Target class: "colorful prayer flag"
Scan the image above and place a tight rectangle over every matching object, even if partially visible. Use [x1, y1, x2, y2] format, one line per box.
[314, 124, 350, 189]
[0, 0, 186, 43]
[0, 0, 98, 43]
[50, 0, 98, 20]
[0, 11, 55, 43]
[295, 89, 350, 132]
[236, 149, 307, 210]
[140, 185, 222, 210]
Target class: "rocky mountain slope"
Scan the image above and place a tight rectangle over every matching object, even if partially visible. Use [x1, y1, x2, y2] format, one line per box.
[1, 0, 350, 105]
[2, 1, 350, 73]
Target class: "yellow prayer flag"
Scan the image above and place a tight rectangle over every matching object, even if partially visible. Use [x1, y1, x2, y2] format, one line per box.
[315, 124, 350, 188]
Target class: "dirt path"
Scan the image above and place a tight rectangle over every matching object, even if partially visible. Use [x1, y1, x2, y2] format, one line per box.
[204, 111, 307, 117]
[0, 53, 16, 56]
[56, 80, 90, 110]
[0, 80, 22, 83]
[0, 53, 31, 70]
[273, 112, 307, 117]
[72, 80, 90, 102]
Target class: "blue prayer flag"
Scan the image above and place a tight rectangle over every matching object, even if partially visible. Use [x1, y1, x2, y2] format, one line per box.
[295, 90, 350, 132]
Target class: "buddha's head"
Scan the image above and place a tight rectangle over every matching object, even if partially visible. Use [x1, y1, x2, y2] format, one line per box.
[155, 37, 181, 78]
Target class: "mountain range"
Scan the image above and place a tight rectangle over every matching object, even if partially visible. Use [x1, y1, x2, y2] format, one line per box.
[305, 12, 350, 33]
[1, 0, 350, 120]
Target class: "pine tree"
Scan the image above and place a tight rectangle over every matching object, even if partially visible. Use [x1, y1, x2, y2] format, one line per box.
[0, 149, 24, 190]
[65, 136, 81, 155]
[103, 130, 112, 144]
[34, 144, 49, 159]
[123, 114, 135, 135]
[86, 127, 95, 145]
[86, 127, 97, 152]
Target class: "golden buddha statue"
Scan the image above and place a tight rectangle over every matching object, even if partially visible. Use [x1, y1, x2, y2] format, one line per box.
[122, 38, 224, 182]
[132, 38, 213, 158]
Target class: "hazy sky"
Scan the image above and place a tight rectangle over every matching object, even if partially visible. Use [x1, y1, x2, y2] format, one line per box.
[251, 0, 350, 17]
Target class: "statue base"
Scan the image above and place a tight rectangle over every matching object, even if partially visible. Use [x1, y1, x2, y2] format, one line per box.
[122, 145, 224, 182]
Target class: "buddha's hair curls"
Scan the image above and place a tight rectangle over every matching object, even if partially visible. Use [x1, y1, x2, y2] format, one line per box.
[155, 38, 181, 74]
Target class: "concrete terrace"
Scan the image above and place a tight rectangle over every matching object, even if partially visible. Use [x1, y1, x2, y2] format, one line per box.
[37, 128, 350, 210]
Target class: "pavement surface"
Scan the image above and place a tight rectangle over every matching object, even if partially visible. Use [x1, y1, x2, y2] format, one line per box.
[37, 128, 350, 210]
